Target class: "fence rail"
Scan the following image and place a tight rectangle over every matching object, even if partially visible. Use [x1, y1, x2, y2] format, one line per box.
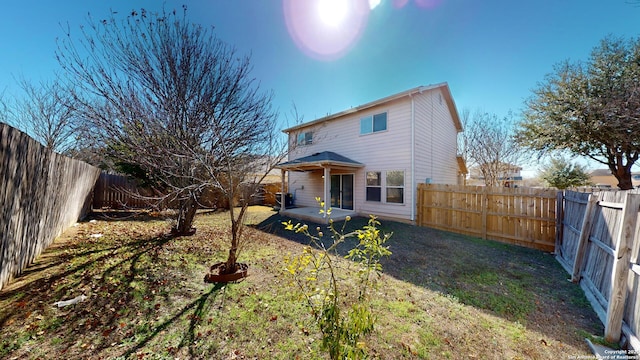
[93, 172, 283, 209]
[557, 189, 640, 347]
[418, 184, 640, 348]
[416, 184, 558, 251]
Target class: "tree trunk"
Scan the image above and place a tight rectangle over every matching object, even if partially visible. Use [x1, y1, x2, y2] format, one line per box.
[174, 196, 198, 234]
[223, 203, 249, 275]
[224, 218, 239, 275]
[613, 166, 634, 190]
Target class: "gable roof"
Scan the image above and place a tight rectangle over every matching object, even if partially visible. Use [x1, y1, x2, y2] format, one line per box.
[282, 82, 462, 133]
[276, 151, 363, 171]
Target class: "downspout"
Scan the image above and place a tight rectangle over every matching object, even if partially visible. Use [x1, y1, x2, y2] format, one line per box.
[410, 95, 416, 222]
[280, 169, 286, 214]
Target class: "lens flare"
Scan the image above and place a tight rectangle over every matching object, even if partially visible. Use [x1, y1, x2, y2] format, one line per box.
[283, 0, 370, 61]
[393, 0, 443, 9]
[317, 0, 349, 27]
[415, 0, 442, 9]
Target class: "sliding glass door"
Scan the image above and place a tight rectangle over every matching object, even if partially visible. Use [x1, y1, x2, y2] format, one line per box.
[330, 174, 354, 210]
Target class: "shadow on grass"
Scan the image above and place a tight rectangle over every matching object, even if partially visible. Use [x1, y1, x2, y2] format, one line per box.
[121, 283, 225, 358]
[253, 211, 603, 343]
[0, 219, 228, 359]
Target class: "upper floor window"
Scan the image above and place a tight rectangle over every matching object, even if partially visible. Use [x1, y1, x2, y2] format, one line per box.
[360, 112, 387, 135]
[296, 131, 313, 145]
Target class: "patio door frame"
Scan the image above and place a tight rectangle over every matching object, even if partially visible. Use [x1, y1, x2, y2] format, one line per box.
[330, 173, 354, 210]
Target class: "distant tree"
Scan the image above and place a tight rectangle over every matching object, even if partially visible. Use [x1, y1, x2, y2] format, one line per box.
[460, 109, 525, 187]
[56, 7, 287, 274]
[0, 93, 8, 126]
[4, 76, 79, 153]
[538, 157, 591, 189]
[516, 36, 640, 190]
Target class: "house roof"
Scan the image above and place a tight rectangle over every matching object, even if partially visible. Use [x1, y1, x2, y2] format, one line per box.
[282, 82, 462, 133]
[590, 169, 640, 177]
[456, 156, 468, 175]
[276, 151, 364, 171]
[590, 169, 613, 176]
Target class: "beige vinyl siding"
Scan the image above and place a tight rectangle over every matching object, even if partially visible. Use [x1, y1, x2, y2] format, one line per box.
[288, 97, 414, 220]
[288, 169, 324, 208]
[286, 86, 459, 222]
[413, 89, 459, 186]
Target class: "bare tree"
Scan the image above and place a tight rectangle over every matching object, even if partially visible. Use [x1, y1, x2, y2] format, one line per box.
[9, 76, 80, 153]
[56, 7, 288, 274]
[0, 93, 8, 126]
[460, 109, 525, 187]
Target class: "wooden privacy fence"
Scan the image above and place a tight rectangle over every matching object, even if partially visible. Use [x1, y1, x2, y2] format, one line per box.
[0, 123, 100, 291]
[556, 189, 640, 346]
[93, 173, 154, 209]
[93, 172, 283, 209]
[417, 184, 558, 251]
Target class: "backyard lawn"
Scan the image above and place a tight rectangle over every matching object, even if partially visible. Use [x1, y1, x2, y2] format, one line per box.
[0, 206, 602, 359]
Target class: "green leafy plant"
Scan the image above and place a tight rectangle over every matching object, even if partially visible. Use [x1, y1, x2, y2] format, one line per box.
[282, 205, 392, 360]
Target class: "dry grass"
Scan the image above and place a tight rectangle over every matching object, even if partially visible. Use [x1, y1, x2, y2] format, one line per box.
[0, 206, 601, 359]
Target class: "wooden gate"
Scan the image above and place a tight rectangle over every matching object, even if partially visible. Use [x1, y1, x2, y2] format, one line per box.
[557, 190, 640, 344]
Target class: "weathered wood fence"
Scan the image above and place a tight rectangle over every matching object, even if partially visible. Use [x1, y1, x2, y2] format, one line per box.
[93, 172, 283, 209]
[556, 189, 640, 346]
[93, 173, 155, 209]
[418, 184, 640, 347]
[416, 184, 558, 251]
[0, 123, 100, 291]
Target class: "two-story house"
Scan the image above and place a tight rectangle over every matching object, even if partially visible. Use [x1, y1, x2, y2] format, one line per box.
[467, 162, 524, 187]
[276, 82, 464, 223]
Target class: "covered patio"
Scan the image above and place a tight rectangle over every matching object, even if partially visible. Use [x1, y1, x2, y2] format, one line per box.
[278, 206, 357, 224]
[276, 151, 363, 224]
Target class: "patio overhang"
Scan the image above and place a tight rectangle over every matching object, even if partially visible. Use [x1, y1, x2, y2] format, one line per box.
[275, 151, 364, 171]
[275, 151, 363, 223]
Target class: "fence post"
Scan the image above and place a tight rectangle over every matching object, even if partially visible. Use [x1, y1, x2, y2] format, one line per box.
[481, 187, 488, 240]
[571, 193, 597, 282]
[417, 184, 423, 227]
[605, 193, 640, 343]
[555, 190, 564, 254]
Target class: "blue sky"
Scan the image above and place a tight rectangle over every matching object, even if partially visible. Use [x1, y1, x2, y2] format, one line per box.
[1, 0, 639, 173]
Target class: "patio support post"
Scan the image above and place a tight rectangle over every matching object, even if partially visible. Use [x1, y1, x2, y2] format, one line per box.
[280, 169, 285, 214]
[323, 166, 330, 217]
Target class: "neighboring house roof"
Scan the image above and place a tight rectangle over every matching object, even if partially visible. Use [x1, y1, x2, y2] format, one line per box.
[589, 169, 640, 187]
[276, 151, 364, 171]
[282, 82, 462, 134]
[589, 169, 613, 177]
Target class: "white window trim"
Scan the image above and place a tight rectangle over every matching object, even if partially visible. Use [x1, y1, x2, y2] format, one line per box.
[296, 131, 313, 146]
[364, 170, 405, 205]
[359, 111, 388, 136]
[365, 171, 382, 203]
[385, 170, 405, 204]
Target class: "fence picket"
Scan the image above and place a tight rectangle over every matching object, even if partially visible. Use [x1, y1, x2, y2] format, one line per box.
[571, 194, 597, 282]
[417, 184, 557, 251]
[605, 193, 640, 342]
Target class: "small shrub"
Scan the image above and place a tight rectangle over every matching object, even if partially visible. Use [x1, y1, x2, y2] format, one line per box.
[283, 208, 392, 360]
